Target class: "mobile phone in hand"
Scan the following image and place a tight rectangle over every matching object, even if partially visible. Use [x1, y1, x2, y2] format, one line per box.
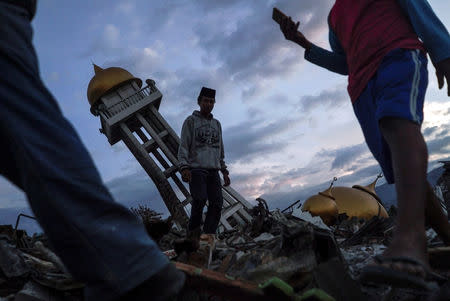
[272, 7, 287, 25]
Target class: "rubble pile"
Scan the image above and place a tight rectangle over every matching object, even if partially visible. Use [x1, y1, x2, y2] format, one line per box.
[1, 201, 450, 300]
[152, 201, 450, 300]
[0, 225, 84, 301]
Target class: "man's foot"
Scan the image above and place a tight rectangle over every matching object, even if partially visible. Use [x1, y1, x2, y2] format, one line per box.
[118, 263, 185, 301]
[360, 255, 445, 291]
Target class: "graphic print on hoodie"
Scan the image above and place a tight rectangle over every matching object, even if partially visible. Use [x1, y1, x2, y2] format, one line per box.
[178, 110, 227, 172]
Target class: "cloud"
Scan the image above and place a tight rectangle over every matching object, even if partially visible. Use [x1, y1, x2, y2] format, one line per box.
[115, 2, 136, 14]
[0, 178, 27, 209]
[105, 170, 170, 214]
[82, 24, 122, 57]
[191, 0, 333, 94]
[224, 117, 300, 163]
[298, 86, 348, 113]
[318, 143, 368, 170]
[427, 135, 450, 155]
[257, 162, 382, 210]
[103, 45, 162, 77]
[436, 127, 450, 139]
[423, 125, 439, 137]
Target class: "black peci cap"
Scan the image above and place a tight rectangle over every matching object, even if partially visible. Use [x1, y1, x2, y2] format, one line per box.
[199, 87, 216, 98]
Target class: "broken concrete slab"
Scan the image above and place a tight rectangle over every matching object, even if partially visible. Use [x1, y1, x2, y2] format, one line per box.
[15, 281, 60, 301]
[0, 240, 30, 278]
[291, 209, 330, 231]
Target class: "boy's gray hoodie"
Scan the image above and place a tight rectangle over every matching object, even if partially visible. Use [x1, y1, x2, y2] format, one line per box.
[178, 110, 227, 173]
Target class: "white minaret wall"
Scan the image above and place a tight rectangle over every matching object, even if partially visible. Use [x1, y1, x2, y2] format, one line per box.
[100, 81, 141, 114]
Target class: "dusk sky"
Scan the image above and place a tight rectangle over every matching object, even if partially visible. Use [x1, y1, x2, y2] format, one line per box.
[1, 0, 450, 215]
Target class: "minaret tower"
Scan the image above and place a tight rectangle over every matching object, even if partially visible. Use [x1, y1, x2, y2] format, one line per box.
[86, 65, 252, 230]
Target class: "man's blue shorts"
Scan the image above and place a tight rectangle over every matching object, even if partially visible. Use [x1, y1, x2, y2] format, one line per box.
[353, 48, 428, 184]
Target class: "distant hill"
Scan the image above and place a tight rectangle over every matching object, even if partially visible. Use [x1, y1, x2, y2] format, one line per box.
[0, 198, 169, 236]
[375, 166, 444, 208]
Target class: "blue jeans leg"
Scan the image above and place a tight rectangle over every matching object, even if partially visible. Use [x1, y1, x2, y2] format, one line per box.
[188, 169, 208, 231]
[0, 3, 170, 300]
[204, 171, 223, 234]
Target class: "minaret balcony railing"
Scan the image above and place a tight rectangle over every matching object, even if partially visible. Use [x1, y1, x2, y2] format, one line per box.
[99, 84, 158, 118]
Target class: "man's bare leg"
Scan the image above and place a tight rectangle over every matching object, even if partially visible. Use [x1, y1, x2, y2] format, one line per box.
[379, 117, 428, 274]
[425, 182, 450, 245]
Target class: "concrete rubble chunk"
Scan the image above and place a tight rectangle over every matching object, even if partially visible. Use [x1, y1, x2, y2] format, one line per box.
[33, 242, 68, 275]
[14, 281, 62, 301]
[291, 209, 330, 231]
[0, 240, 30, 278]
[253, 233, 275, 242]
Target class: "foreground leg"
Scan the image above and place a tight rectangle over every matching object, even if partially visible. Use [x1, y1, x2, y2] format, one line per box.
[379, 117, 428, 266]
[0, 4, 183, 300]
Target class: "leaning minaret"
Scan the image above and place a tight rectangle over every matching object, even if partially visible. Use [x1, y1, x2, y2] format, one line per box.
[86, 65, 253, 230]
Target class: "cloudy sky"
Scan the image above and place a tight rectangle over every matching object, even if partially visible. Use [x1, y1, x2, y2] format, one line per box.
[1, 0, 450, 215]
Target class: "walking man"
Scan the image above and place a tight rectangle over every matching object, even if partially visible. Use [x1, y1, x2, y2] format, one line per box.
[277, 0, 450, 289]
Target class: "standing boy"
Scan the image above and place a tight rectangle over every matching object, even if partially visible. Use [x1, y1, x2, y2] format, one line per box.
[178, 87, 231, 237]
[278, 0, 450, 289]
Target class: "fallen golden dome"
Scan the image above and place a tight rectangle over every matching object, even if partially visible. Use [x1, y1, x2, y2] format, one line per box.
[86, 64, 142, 108]
[301, 186, 339, 226]
[302, 175, 388, 225]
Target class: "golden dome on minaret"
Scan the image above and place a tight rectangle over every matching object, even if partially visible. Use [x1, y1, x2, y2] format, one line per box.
[86, 64, 142, 107]
[302, 174, 388, 225]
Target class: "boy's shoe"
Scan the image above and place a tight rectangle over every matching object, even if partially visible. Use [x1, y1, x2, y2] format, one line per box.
[118, 262, 185, 301]
[173, 228, 202, 255]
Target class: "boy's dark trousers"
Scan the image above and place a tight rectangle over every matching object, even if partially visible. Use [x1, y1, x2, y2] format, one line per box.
[188, 169, 224, 234]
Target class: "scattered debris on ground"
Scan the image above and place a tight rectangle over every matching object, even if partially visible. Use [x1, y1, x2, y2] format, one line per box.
[1, 203, 449, 300]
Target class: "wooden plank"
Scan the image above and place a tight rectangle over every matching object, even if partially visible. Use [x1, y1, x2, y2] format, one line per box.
[221, 192, 236, 208]
[222, 189, 237, 204]
[223, 185, 254, 209]
[221, 193, 246, 225]
[222, 203, 243, 220]
[230, 212, 246, 226]
[137, 113, 179, 165]
[220, 218, 233, 231]
[236, 206, 253, 222]
[221, 191, 250, 225]
[173, 262, 274, 301]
